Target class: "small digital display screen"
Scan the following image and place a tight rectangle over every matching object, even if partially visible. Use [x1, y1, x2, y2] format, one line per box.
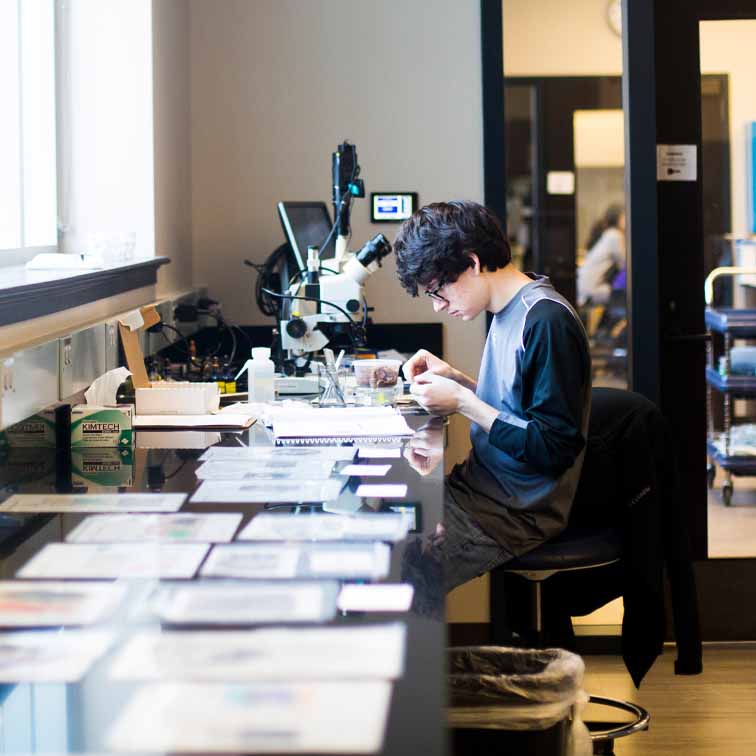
[371, 193, 418, 223]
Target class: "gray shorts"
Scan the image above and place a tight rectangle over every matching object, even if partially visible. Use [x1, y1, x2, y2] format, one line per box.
[440, 486, 514, 592]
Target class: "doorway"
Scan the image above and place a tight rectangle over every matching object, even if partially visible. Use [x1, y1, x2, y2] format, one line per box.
[624, 0, 756, 639]
[504, 74, 730, 393]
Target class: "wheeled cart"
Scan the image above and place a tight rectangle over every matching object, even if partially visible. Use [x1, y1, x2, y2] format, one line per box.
[705, 267, 756, 506]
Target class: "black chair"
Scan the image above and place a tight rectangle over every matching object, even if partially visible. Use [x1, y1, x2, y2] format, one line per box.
[489, 387, 702, 754]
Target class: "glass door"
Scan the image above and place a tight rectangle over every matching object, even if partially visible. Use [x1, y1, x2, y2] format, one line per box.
[698, 20, 756, 558]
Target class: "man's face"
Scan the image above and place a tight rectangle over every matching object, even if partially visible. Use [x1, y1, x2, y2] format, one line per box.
[423, 265, 487, 320]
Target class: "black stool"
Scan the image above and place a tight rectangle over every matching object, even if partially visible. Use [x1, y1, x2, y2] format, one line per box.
[491, 526, 650, 756]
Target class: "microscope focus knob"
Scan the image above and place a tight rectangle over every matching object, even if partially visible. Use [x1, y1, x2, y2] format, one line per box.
[286, 318, 308, 339]
[346, 299, 360, 313]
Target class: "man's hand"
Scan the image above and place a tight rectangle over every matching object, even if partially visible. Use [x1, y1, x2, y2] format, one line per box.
[409, 372, 470, 416]
[402, 349, 454, 382]
[403, 349, 478, 391]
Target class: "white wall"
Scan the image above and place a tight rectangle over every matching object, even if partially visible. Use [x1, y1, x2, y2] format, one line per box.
[153, 0, 193, 296]
[503, 0, 623, 77]
[189, 0, 486, 470]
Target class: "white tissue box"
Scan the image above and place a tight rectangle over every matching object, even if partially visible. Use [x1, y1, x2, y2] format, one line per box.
[135, 382, 220, 416]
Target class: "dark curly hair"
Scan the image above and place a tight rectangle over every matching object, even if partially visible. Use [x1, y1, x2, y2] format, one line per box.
[393, 200, 511, 296]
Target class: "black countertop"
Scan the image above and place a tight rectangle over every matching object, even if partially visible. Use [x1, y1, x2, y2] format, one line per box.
[0, 411, 448, 755]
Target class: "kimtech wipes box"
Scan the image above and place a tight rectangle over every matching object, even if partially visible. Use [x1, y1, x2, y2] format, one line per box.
[71, 405, 133, 448]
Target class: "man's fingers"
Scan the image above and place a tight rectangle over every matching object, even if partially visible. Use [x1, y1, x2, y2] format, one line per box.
[413, 371, 436, 384]
[403, 350, 431, 380]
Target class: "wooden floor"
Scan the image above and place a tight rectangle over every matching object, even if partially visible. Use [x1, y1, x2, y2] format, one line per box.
[708, 471, 756, 558]
[583, 644, 756, 755]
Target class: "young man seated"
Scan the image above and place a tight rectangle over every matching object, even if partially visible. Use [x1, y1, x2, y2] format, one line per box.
[394, 200, 591, 594]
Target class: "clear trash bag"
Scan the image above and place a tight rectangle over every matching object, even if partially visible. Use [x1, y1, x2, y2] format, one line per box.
[448, 646, 592, 756]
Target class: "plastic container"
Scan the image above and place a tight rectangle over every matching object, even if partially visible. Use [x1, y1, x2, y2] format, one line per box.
[352, 359, 401, 406]
[353, 359, 401, 388]
[236, 348, 275, 402]
[448, 646, 591, 756]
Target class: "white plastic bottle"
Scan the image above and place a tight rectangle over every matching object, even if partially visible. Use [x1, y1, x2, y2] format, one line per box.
[247, 347, 275, 402]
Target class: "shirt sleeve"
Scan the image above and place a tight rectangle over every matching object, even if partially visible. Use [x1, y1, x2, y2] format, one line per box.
[607, 228, 626, 270]
[488, 300, 590, 476]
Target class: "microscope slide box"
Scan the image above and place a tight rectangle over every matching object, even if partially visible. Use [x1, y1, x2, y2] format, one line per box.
[274, 375, 321, 395]
[135, 382, 220, 416]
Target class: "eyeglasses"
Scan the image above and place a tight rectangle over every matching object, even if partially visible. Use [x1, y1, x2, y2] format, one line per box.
[424, 283, 448, 303]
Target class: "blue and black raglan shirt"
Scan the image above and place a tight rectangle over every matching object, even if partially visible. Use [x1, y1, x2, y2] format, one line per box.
[447, 275, 591, 556]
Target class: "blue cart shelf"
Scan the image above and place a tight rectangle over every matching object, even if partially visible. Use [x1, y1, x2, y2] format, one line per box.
[706, 302, 756, 506]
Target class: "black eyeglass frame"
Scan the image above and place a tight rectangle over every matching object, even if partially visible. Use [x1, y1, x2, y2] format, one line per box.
[423, 283, 448, 303]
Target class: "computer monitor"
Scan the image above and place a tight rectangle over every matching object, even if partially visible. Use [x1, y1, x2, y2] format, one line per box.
[277, 201, 334, 273]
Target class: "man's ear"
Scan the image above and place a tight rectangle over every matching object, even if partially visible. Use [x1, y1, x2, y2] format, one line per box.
[468, 253, 481, 275]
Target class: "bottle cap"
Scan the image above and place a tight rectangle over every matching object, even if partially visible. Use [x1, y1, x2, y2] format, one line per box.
[252, 347, 271, 360]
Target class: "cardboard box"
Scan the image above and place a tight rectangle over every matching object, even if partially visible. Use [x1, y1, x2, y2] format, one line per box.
[71, 405, 133, 448]
[0, 410, 57, 448]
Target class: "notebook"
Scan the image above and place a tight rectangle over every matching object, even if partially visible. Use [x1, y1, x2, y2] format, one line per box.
[272, 407, 413, 445]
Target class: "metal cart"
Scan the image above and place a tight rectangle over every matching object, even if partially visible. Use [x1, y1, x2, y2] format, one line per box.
[705, 267, 756, 506]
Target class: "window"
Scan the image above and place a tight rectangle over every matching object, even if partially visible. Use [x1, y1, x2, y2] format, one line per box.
[0, 0, 57, 263]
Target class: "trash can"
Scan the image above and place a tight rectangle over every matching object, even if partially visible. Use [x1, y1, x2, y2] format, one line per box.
[448, 646, 592, 756]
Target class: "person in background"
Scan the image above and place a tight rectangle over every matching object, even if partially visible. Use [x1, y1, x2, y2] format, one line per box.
[576, 204, 626, 307]
[394, 201, 591, 598]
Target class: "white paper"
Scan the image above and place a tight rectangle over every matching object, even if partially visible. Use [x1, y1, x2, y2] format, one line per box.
[273, 407, 413, 440]
[119, 309, 144, 331]
[201, 544, 301, 579]
[191, 478, 344, 504]
[0, 630, 113, 682]
[195, 460, 334, 481]
[107, 680, 392, 753]
[0, 493, 186, 513]
[358, 447, 401, 459]
[200, 445, 356, 462]
[201, 542, 390, 580]
[133, 413, 255, 429]
[0, 581, 127, 627]
[238, 513, 408, 543]
[338, 584, 415, 613]
[17, 543, 210, 580]
[137, 430, 222, 449]
[356, 484, 408, 498]
[84, 367, 132, 405]
[110, 624, 406, 681]
[152, 581, 338, 625]
[66, 513, 242, 544]
[340, 464, 391, 477]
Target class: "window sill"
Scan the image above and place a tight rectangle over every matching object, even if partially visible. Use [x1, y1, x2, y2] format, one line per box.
[0, 257, 169, 327]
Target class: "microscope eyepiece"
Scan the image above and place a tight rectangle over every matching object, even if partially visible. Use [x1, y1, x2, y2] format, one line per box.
[355, 234, 392, 267]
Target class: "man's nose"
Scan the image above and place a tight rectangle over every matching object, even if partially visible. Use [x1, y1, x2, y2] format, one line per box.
[432, 298, 447, 313]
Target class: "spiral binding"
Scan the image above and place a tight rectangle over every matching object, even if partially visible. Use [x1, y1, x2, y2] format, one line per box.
[275, 436, 408, 446]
